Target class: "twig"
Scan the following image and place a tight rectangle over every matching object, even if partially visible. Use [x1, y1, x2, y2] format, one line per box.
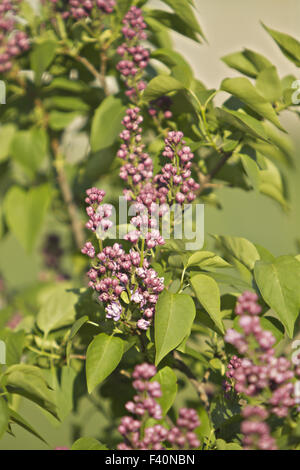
[173, 351, 210, 411]
[52, 139, 85, 250]
[196, 150, 233, 197]
[74, 54, 103, 83]
[100, 50, 109, 96]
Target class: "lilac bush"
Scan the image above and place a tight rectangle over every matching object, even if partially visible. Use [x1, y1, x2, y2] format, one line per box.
[0, 0, 299, 452]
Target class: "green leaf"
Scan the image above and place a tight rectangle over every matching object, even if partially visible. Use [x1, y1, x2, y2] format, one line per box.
[254, 255, 300, 337]
[0, 397, 9, 439]
[216, 439, 242, 450]
[151, 366, 177, 415]
[66, 316, 89, 365]
[72, 437, 108, 450]
[160, 0, 205, 38]
[146, 10, 202, 43]
[3, 184, 52, 253]
[215, 235, 260, 271]
[45, 96, 89, 113]
[46, 77, 88, 93]
[221, 77, 284, 130]
[155, 290, 196, 365]
[48, 111, 81, 131]
[151, 48, 193, 87]
[10, 128, 48, 176]
[258, 156, 287, 209]
[50, 366, 77, 422]
[86, 333, 124, 393]
[69, 316, 89, 341]
[0, 124, 15, 162]
[206, 272, 252, 292]
[243, 49, 274, 72]
[222, 49, 273, 78]
[256, 66, 282, 103]
[0, 330, 25, 366]
[9, 408, 47, 444]
[30, 38, 57, 85]
[37, 284, 78, 337]
[5, 365, 57, 418]
[263, 122, 294, 163]
[222, 51, 258, 78]
[216, 108, 269, 142]
[262, 23, 300, 67]
[254, 244, 275, 263]
[240, 153, 260, 191]
[187, 251, 230, 269]
[144, 75, 185, 102]
[90, 96, 125, 152]
[190, 274, 225, 334]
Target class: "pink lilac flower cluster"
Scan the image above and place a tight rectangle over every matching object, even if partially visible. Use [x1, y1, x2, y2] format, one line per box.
[241, 406, 277, 450]
[117, 6, 149, 100]
[124, 202, 165, 250]
[118, 363, 200, 450]
[154, 131, 200, 205]
[120, 127, 199, 208]
[118, 107, 153, 192]
[82, 187, 113, 235]
[235, 291, 262, 316]
[116, 9, 199, 216]
[81, 191, 164, 330]
[0, 1, 30, 74]
[49, 0, 115, 20]
[225, 291, 298, 421]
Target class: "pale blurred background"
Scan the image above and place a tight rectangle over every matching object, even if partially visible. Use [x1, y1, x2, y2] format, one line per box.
[171, 0, 300, 256]
[1, 0, 299, 450]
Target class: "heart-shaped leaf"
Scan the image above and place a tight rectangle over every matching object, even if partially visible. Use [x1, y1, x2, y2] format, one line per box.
[155, 290, 195, 365]
[86, 333, 124, 393]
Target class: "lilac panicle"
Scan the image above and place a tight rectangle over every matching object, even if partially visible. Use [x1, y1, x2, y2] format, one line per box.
[49, 0, 116, 20]
[118, 363, 201, 450]
[82, 189, 164, 331]
[0, 1, 30, 74]
[224, 290, 298, 449]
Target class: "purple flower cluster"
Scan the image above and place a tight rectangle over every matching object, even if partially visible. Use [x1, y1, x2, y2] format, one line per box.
[124, 202, 165, 250]
[82, 190, 164, 330]
[235, 291, 262, 316]
[50, 0, 115, 20]
[119, 127, 199, 208]
[225, 291, 297, 419]
[241, 406, 277, 450]
[154, 131, 200, 205]
[0, 1, 30, 74]
[115, 8, 199, 223]
[117, 6, 149, 100]
[118, 107, 153, 191]
[118, 363, 200, 450]
[225, 291, 275, 355]
[82, 187, 113, 234]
